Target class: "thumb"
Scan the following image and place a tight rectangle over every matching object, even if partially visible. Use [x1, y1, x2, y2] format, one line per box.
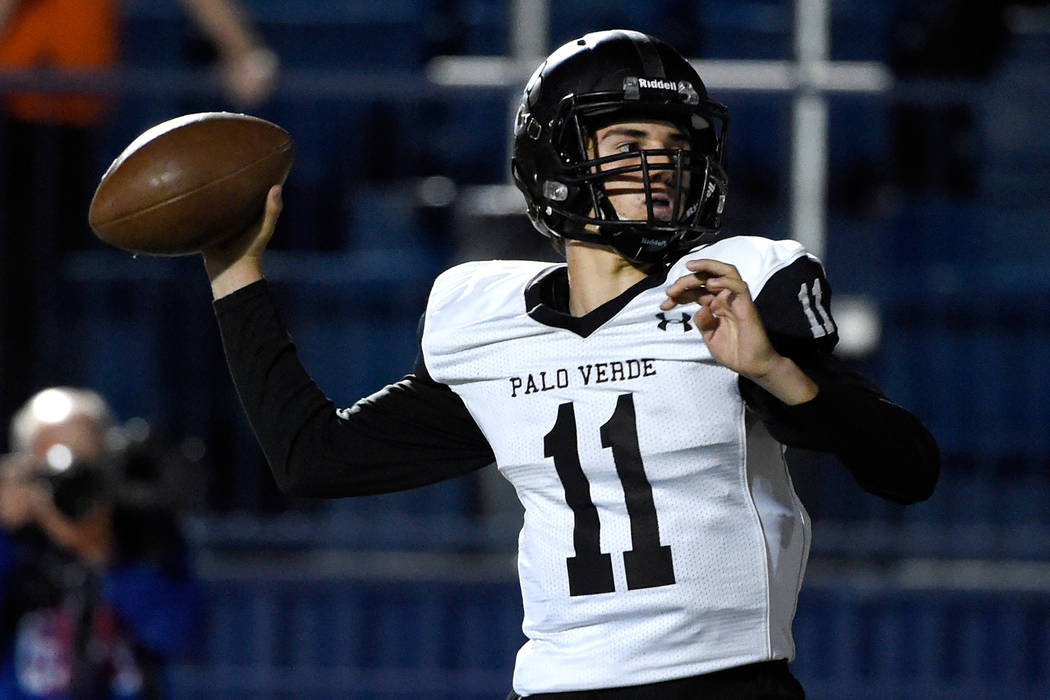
[694, 304, 718, 333]
[253, 184, 284, 250]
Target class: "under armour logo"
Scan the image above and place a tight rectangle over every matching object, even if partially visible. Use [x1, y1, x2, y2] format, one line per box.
[655, 312, 693, 331]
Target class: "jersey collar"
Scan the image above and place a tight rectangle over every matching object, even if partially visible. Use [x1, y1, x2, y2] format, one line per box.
[524, 265, 667, 338]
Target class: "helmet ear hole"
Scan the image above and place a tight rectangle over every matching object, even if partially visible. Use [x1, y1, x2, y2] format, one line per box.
[525, 117, 543, 140]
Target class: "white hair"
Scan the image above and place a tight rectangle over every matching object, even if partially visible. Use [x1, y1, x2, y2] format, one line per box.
[8, 387, 115, 453]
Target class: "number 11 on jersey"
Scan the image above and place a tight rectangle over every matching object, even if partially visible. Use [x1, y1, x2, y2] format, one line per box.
[544, 394, 676, 596]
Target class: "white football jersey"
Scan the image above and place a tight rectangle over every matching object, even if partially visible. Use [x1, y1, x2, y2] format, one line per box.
[420, 236, 826, 695]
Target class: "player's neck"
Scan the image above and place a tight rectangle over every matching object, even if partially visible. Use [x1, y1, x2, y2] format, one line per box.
[565, 242, 650, 317]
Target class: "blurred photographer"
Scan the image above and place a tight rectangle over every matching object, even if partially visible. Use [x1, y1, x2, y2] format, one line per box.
[0, 387, 202, 700]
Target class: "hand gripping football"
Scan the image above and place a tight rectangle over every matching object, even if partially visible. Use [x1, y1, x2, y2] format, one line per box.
[88, 112, 294, 256]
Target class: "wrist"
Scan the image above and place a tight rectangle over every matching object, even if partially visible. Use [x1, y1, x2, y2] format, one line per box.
[205, 255, 264, 299]
[746, 355, 819, 406]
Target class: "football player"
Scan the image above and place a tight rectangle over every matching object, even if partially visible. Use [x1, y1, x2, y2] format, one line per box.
[202, 30, 939, 700]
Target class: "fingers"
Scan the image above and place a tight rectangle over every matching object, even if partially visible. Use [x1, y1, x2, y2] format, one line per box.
[694, 303, 718, 333]
[660, 258, 749, 310]
[705, 286, 741, 322]
[202, 184, 283, 297]
[203, 185, 282, 258]
[685, 258, 741, 280]
[659, 281, 719, 311]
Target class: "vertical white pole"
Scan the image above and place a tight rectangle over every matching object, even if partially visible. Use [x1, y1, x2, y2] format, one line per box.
[791, 0, 830, 258]
[511, 0, 549, 61]
[506, 0, 550, 181]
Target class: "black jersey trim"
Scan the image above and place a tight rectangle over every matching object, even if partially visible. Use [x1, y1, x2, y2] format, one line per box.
[524, 265, 667, 338]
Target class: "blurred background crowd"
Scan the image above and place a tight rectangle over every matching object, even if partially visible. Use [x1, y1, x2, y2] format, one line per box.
[0, 1, 1047, 698]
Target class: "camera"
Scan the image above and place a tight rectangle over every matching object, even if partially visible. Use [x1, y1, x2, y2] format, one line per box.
[33, 435, 174, 521]
[34, 450, 109, 521]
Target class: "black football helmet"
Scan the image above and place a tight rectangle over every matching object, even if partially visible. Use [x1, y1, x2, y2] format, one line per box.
[512, 30, 729, 264]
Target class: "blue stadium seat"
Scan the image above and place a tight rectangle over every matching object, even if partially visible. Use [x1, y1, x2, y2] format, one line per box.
[829, 1, 894, 61]
[548, 1, 676, 48]
[119, 2, 185, 68]
[170, 576, 524, 699]
[697, 1, 793, 60]
[459, 0, 509, 55]
[241, 1, 427, 70]
[794, 586, 1050, 699]
[167, 575, 1050, 699]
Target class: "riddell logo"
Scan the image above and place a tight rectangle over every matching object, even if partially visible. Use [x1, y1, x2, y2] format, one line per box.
[638, 78, 677, 91]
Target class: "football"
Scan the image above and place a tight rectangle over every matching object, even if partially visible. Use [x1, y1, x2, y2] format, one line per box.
[88, 112, 295, 256]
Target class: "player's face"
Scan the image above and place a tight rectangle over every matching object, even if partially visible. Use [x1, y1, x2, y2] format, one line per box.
[591, 119, 692, 223]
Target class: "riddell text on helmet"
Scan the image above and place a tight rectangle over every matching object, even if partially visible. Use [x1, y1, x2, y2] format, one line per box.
[637, 78, 678, 91]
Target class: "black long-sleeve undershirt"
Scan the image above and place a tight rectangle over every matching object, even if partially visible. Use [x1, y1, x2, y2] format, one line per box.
[214, 279, 938, 505]
[213, 280, 494, 498]
[738, 352, 940, 504]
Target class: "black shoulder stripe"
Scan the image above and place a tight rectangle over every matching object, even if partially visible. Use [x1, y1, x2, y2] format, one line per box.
[753, 255, 838, 354]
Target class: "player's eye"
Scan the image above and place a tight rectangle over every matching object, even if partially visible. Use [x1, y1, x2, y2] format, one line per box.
[614, 142, 641, 154]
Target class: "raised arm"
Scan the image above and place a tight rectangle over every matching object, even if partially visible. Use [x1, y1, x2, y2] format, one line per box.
[204, 187, 494, 498]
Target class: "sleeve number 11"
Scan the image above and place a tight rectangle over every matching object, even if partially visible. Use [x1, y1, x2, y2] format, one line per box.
[543, 393, 676, 596]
